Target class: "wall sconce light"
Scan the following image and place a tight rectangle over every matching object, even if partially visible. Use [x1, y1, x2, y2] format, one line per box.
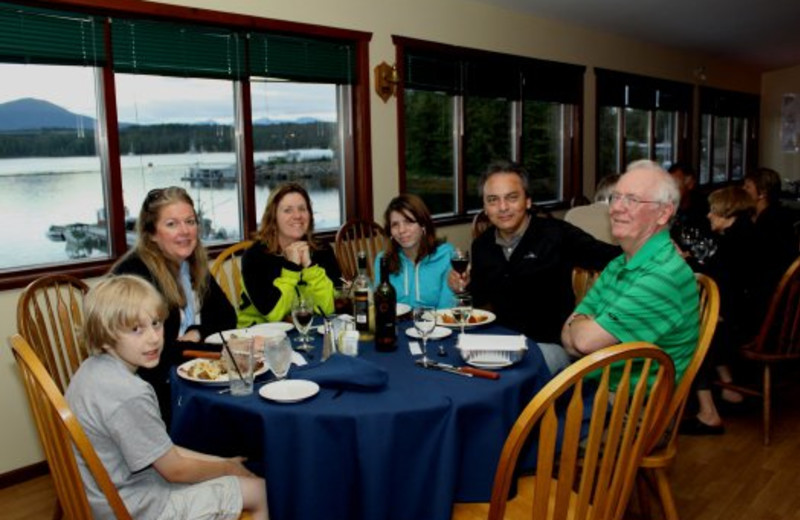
[374, 61, 399, 102]
[693, 66, 707, 83]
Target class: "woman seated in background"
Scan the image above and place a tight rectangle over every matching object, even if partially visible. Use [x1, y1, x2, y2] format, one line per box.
[112, 186, 236, 420]
[681, 186, 758, 435]
[237, 182, 340, 327]
[374, 193, 455, 308]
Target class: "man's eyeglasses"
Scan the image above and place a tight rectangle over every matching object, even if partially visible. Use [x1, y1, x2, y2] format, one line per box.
[608, 192, 662, 208]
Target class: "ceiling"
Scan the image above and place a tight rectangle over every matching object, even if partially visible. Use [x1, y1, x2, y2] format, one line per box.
[475, 0, 800, 72]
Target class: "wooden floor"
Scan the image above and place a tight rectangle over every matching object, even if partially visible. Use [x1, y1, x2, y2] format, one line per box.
[2, 390, 798, 519]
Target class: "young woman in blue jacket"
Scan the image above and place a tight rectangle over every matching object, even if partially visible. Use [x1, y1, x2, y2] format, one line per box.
[374, 194, 455, 309]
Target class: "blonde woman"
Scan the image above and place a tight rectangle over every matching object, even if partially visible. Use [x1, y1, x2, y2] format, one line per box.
[237, 183, 340, 327]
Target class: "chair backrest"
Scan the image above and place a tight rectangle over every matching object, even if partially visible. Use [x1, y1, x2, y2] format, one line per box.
[9, 334, 133, 520]
[750, 255, 800, 356]
[16, 274, 90, 393]
[649, 273, 720, 454]
[472, 210, 492, 239]
[572, 266, 602, 305]
[334, 219, 387, 281]
[210, 240, 254, 310]
[487, 342, 675, 520]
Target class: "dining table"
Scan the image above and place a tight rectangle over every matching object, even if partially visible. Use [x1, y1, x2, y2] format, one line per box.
[169, 317, 553, 520]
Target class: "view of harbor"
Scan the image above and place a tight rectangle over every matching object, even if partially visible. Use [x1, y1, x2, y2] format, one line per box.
[0, 150, 342, 270]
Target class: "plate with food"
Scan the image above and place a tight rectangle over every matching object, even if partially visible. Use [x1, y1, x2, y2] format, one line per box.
[177, 358, 268, 385]
[437, 308, 496, 328]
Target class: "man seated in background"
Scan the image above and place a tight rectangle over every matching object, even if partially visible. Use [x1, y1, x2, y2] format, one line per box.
[449, 160, 619, 372]
[561, 160, 699, 385]
[564, 173, 620, 244]
[669, 162, 711, 246]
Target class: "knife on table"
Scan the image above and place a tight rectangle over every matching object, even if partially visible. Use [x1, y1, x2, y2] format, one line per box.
[415, 360, 500, 380]
[183, 350, 222, 360]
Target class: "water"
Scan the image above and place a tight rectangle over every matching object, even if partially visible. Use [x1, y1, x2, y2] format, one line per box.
[0, 150, 341, 270]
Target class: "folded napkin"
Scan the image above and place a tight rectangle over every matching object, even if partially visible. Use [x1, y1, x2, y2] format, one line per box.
[457, 334, 528, 352]
[297, 354, 388, 391]
[262, 351, 307, 373]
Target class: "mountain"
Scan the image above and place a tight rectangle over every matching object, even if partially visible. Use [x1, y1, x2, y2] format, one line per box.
[0, 98, 96, 132]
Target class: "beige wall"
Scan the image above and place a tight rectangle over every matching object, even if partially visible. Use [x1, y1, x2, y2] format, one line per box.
[761, 64, 800, 181]
[0, 0, 766, 475]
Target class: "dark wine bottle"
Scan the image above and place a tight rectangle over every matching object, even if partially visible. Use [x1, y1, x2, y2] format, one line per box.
[374, 256, 397, 351]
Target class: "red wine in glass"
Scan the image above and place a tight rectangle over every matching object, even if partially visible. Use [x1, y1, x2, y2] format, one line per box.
[294, 310, 313, 328]
[451, 257, 469, 275]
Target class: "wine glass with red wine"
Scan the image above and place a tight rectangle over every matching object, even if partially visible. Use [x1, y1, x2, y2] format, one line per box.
[451, 248, 470, 293]
[291, 296, 315, 352]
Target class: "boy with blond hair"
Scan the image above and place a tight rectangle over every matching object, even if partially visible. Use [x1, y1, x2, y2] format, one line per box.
[66, 275, 268, 519]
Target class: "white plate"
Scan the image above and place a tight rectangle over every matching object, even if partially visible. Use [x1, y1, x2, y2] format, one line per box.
[396, 303, 412, 316]
[465, 358, 513, 370]
[206, 323, 294, 344]
[437, 309, 497, 328]
[176, 358, 269, 386]
[259, 379, 320, 403]
[405, 326, 452, 340]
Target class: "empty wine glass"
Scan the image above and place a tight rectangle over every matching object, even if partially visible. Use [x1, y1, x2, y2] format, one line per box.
[452, 293, 473, 336]
[413, 305, 437, 367]
[451, 248, 470, 294]
[291, 296, 315, 352]
[264, 333, 292, 380]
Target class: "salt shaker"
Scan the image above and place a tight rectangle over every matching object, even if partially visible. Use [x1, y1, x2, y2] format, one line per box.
[321, 316, 335, 361]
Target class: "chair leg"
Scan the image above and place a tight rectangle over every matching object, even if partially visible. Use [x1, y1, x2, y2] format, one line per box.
[636, 470, 653, 519]
[52, 497, 63, 520]
[763, 363, 771, 446]
[654, 467, 679, 520]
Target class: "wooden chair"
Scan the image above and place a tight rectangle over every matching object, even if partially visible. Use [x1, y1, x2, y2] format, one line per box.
[572, 266, 601, 305]
[210, 240, 254, 311]
[471, 210, 492, 239]
[334, 219, 387, 281]
[16, 274, 90, 393]
[717, 255, 800, 445]
[636, 273, 720, 520]
[9, 334, 254, 520]
[9, 334, 132, 520]
[453, 342, 675, 520]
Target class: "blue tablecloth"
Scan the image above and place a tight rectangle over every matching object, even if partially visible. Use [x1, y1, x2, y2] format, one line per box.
[170, 321, 551, 520]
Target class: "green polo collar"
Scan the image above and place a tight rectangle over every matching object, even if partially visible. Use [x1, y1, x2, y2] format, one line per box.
[623, 229, 671, 270]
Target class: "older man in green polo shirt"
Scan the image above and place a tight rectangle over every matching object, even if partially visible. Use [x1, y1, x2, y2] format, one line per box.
[560, 159, 699, 388]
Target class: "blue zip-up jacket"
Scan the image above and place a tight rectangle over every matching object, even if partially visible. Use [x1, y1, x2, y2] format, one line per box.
[374, 242, 456, 309]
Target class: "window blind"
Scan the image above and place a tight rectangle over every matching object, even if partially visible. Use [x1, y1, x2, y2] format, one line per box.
[112, 18, 244, 79]
[596, 69, 692, 111]
[404, 44, 584, 104]
[0, 2, 105, 66]
[248, 32, 354, 84]
[700, 87, 759, 118]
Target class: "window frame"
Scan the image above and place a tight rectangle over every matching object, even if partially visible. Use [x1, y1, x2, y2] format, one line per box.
[698, 86, 759, 186]
[595, 68, 691, 179]
[394, 36, 584, 223]
[0, 0, 373, 289]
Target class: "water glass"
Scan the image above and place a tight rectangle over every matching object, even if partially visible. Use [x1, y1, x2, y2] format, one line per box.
[264, 333, 292, 380]
[292, 296, 315, 352]
[413, 305, 437, 366]
[224, 336, 255, 396]
[452, 293, 473, 336]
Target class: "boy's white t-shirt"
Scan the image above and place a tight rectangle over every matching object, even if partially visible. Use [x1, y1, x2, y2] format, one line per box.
[66, 353, 174, 520]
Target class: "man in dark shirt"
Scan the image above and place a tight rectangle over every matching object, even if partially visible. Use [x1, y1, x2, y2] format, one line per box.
[669, 162, 711, 245]
[449, 160, 619, 345]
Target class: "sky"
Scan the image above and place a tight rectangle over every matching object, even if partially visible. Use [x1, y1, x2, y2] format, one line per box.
[0, 63, 337, 124]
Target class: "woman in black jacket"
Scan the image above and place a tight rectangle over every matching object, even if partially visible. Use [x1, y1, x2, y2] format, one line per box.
[682, 186, 758, 434]
[111, 186, 236, 422]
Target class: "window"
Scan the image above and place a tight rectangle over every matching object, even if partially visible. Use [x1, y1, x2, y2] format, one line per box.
[698, 87, 758, 185]
[398, 38, 583, 215]
[0, 0, 369, 283]
[596, 69, 691, 178]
